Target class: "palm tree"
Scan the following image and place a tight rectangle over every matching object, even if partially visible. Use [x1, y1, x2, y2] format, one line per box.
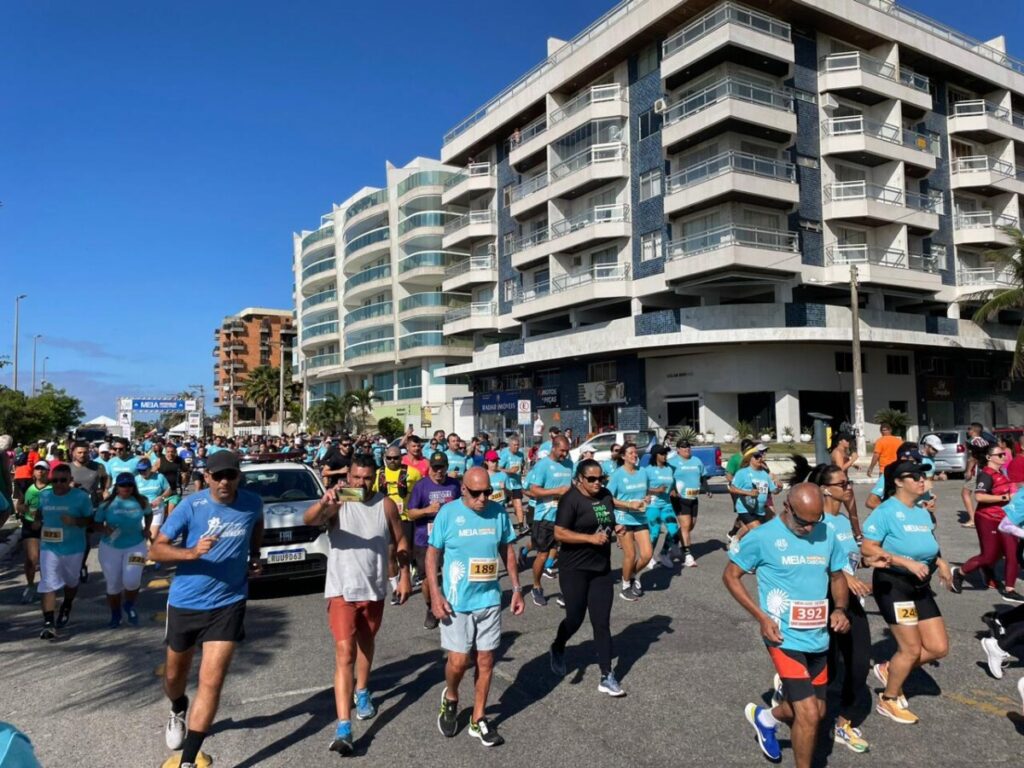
[241, 366, 279, 427]
[346, 388, 382, 432]
[962, 226, 1024, 377]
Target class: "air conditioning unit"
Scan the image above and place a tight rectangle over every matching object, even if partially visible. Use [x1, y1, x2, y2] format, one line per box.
[653, 98, 669, 114]
[821, 94, 840, 111]
[1001, 379, 1012, 392]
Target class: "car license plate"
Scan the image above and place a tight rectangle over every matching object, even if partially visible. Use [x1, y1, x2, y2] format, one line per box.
[267, 549, 306, 564]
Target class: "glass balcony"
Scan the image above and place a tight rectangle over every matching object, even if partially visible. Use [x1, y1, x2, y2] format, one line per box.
[398, 211, 450, 236]
[399, 332, 473, 351]
[345, 338, 396, 360]
[445, 253, 495, 276]
[345, 263, 392, 292]
[301, 257, 336, 282]
[508, 114, 549, 159]
[306, 352, 341, 370]
[821, 116, 940, 155]
[301, 288, 337, 312]
[443, 209, 496, 235]
[951, 155, 1017, 178]
[663, 78, 792, 125]
[667, 225, 798, 260]
[824, 182, 943, 213]
[346, 302, 393, 325]
[445, 301, 497, 322]
[663, 1, 791, 58]
[345, 190, 388, 223]
[443, 162, 496, 190]
[399, 293, 466, 312]
[548, 204, 630, 241]
[301, 226, 334, 251]
[516, 263, 630, 302]
[344, 226, 390, 258]
[820, 51, 929, 93]
[955, 211, 1019, 230]
[825, 245, 938, 274]
[550, 142, 627, 181]
[958, 266, 1015, 287]
[549, 84, 625, 126]
[399, 251, 454, 273]
[666, 151, 795, 193]
[510, 173, 550, 204]
[396, 170, 454, 197]
[304, 320, 340, 339]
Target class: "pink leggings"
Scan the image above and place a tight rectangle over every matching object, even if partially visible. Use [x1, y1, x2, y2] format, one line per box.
[962, 513, 1020, 588]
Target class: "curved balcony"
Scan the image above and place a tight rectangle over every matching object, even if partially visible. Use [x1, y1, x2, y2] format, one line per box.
[398, 331, 473, 358]
[300, 255, 338, 294]
[344, 264, 393, 307]
[344, 337, 396, 368]
[665, 151, 797, 216]
[305, 352, 344, 372]
[512, 263, 632, 320]
[300, 226, 335, 258]
[824, 244, 942, 293]
[954, 212, 1019, 248]
[444, 301, 499, 335]
[545, 142, 629, 206]
[662, 2, 793, 86]
[663, 225, 801, 287]
[442, 209, 498, 250]
[442, 252, 497, 292]
[951, 156, 1024, 196]
[442, 163, 498, 207]
[343, 189, 389, 233]
[662, 78, 795, 153]
[301, 320, 340, 348]
[818, 51, 932, 115]
[345, 302, 394, 333]
[301, 287, 338, 314]
[344, 225, 391, 271]
[397, 210, 450, 242]
[398, 250, 457, 286]
[948, 100, 1024, 145]
[823, 181, 941, 232]
[398, 292, 468, 322]
[821, 117, 938, 174]
[396, 170, 454, 202]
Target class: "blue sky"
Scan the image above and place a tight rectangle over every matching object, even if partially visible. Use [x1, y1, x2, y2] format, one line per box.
[1, 0, 1022, 418]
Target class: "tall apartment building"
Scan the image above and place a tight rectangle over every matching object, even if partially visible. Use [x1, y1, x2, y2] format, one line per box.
[213, 307, 295, 422]
[433, 0, 1024, 439]
[293, 158, 473, 433]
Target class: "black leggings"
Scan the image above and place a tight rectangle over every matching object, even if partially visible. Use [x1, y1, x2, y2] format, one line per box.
[828, 596, 871, 717]
[554, 569, 614, 675]
[997, 603, 1024, 653]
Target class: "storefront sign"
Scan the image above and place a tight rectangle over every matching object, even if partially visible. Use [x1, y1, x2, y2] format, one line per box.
[579, 380, 626, 405]
[420, 406, 432, 429]
[538, 387, 560, 407]
[478, 392, 520, 413]
[926, 377, 953, 401]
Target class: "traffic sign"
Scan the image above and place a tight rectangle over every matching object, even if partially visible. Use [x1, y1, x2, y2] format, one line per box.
[185, 399, 197, 412]
[517, 399, 532, 426]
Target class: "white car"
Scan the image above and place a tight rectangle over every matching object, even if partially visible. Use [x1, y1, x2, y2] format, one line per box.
[240, 461, 330, 583]
[569, 430, 657, 464]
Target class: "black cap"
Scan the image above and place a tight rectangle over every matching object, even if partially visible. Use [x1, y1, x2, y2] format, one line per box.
[651, 444, 670, 455]
[429, 451, 448, 467]
[206, 451, 241, 474]
[891, 460, 927, 477]
[676, 439, 691, 449]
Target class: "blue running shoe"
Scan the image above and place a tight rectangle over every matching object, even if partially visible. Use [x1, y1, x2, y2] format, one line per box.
[745, 703, 781, 762]
[354, 688, 376, 720]
[330, 720, 353, 756]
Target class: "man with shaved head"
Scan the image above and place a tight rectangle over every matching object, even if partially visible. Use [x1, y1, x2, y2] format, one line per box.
[723, 482, 851, 768]
[427, 466, 525, 748]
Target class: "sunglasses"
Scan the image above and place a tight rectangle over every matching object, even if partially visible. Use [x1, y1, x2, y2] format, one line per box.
[210, 469, 241, 482]
[786, 503, 823, 527]
[385, 455, 402, 461]
[51, 477, 71, 484]
[466, 487, 493, 498]
[752, 452, 766, 459]
[825, 480, 851, 489]
[340, 443, 353, 448]
[897, 472, 925, 482]
[992, 452, 1007, 458]
[581, 475, 603, 483]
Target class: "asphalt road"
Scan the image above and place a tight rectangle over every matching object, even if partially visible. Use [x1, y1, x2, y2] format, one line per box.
[1, 481, 1022, 767]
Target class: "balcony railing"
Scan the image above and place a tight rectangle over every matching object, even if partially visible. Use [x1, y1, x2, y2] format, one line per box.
[443, 162, 496, 190]
[955, 211, 1019, 230]
[509, 114, 548, 151]
[824, 181, 942, 213]
[510, 227, 551, 255]
[345, 338, 395, 360]
[301, 257, 336, 282]
[666, 224, 798, 260]
[399, 332, 473, 351]
[345, 302, 393, 325]
[951, 99, 1013, 123]
[820, 51, 930, 93]
[301, 226, 334, 250]
[517, 263, 630, 302]
[550, 142, 627, 181]
[397, 211, 450, 236]
[510, 172, 550, 203]
[951, 155, 1017, 177]
[344, 226, 390, 258]
[304, 320, 339, 339]
[345, 263, 392, 291]
[549, 84, 626, 125]
[399, 251, 454, 273]
[826, 245, 939, 273]
[549, 204, 630, 239]
[443, 209, 496, 235]
[958, 266, 1015, 287]
[445, 253, 495, 276]
[301, 288, 337, 312]
[666, 150, 795, 193]
[663, 1, 791, 58]
[345, 189, 388, 222]
[663, 77, 792, 125]
[445, 301, 497, 322]
[306, 352, 341, 370]
[399, 293, 468, 313]
[822, 116, 939, 154]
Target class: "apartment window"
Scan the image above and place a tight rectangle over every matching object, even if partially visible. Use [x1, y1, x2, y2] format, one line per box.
[638, 108, 662, 140]
[968, 359, 991, 379]
[373, 371, 395, 402]
[502, 185, 513, 208]
[637, 42, 659, 78]
[503, 278, 516, 302]
[886, 355, 910, 375]
[534, 268, 550, 295]
[503, 232, 515, 254]
[397, 367, 421, 400]
[641, 230, 663, 262]
[835, 352, 867, 373]
[639, 169, 662, 201]
[588, 361, 617, 381]
[536, 368, 560, 387]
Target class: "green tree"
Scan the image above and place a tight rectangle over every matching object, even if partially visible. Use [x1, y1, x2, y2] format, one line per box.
[347, 388, 382, 432]
[962, 226, 1024, 377]
[377, 416, 404, 441]
[0, 384, 84, 443]
[241, 366, 279, 427]
[307, 393, 348, 434]
[873, 407, 909, 437]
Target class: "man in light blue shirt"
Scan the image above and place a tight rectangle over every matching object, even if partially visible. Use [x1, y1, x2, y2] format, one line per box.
[444, 433, 469, 480]
[524, 436, 573, 607]
[427, 467, 524, 747]
[498, 436, 527, 532]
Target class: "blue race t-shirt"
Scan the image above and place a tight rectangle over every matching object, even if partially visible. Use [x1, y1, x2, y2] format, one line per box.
[671, 455, 707, 499]
[643, 464, 675, 510]
[162, 488, 263, 610]
[446, 450, 468, 479]
[489, 472, 507, 504]
[823, 512, 860, 574]
[529, 456, 573, 522]
[536, 440, 553, 462]
[732, 467, 773, 516]
[862, 497, 939, 566]
[38, 488, 93, 555]
[207, 445, 226, 455]
[428, 498, 515, 613]
[729, 516, 847, 653]
[95, 496, 148, 549]
[607, 466, 649, 526]
[106, 456, 140, 480]
[407, 476, 461, 548]
[868, 476, 885, 500]
[601, 458, 619, 478]
[136, 472, 170, 511]
[498, 448, 525, 491]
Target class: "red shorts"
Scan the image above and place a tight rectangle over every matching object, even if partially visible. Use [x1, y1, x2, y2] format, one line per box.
[767, 646, 828, 702]
[327, 597, 384, 642]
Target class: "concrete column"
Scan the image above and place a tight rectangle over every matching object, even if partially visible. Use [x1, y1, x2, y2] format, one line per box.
[775, 282, 793, 304]
[631, 297, 643, 315]
[774, 390, 801, 439]
[866, 291, 885, 311]
[946, 302, 961, 320]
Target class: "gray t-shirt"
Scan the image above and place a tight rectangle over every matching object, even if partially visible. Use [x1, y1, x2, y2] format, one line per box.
[324, 491, 390, 602]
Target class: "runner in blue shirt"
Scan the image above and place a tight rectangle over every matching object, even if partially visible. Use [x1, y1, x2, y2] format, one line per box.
[94, 473, 152, 627]
[135, 458, 172, 540]
[643, 445, 677, 570]
[105, 438, 140, 489]
[498, 436, 527, 533]
[524, 437, 573, 607]
[668, 439, 709, 567]
[729, 447, 781, 540]
[535, 426, 561, 463]
[601, 443, 623, 480]
[149, 451, 264, 768]
[724, 483, 851, 767]
[607, 444, 652, 601]
[444, 434, 469, 480]
[427, 467, 524, 747]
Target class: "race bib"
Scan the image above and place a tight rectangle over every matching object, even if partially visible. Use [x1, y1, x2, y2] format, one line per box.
[467, 558, 499, 582]
[426, 521, 434, 536]
[685, 488, 699, 499]
[893, 600, 918, 626]
[788, 600, 828, 629]
[128, 554, 147, 567]
[491, 490, 505, 502]
[847, 552, 861, 573]
[41, 527, 64, 543]
[395, 499, 405, 518]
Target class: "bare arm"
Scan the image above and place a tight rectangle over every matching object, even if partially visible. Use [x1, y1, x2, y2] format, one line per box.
[722, 562, 782, 644]
[149, 530, 217, 563]
[554, 524, 605, 546]
[303, 489, 340, 526]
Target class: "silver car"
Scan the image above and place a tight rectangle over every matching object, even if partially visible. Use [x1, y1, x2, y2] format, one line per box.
[920, 430, 968, 476]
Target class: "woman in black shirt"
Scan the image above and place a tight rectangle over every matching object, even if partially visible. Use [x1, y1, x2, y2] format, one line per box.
[549, 459, 626, 697]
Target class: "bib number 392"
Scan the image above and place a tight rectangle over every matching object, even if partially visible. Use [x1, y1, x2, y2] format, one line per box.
[468, 558, 499, 582]
[893, 600, 919, 626]
[788, 600, 828, 629]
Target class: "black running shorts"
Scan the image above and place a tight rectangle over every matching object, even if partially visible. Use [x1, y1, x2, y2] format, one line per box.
[872, 568, 941, 627]
[165, 600, 246, 652]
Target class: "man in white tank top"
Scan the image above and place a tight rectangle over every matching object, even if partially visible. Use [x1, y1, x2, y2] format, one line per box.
[303, 455, 411, 756]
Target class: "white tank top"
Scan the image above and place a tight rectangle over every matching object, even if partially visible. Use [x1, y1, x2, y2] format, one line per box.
[324, 492, 390, 602]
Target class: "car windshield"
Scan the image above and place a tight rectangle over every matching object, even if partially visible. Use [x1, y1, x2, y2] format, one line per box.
[241, 468, 322, 503]
[931, 432, 959, 445]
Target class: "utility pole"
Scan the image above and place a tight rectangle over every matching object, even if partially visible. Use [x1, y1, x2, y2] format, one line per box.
[41, 356, 49, 387]
[278, 342, 286, 438]
[189, 383, 206, 439]
[850, 265, 867, 459]
[228, 362, 235, 436]
[31, 334, 42, 394]
[12, 294, 26, 392]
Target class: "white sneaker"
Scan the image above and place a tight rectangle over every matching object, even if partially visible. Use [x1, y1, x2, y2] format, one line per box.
[770, 673, 784, 708]
[1017, 676, 1024, 715]
[165, 708, 187, 750]
[644, 557, 659, 571]
[683, 553, 697, 568]
[981, 637, 1011, 680]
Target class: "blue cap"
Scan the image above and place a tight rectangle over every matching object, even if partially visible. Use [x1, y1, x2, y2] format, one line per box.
[115, 472, 136, 486]
[136, 458, 152, 471]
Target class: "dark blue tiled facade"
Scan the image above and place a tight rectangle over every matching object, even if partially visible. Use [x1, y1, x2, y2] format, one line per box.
[496, 143, 519, 316]
[918, 81, 955, 286]
[785, 302, 827, 328]
[628, 53, 668, 279]
[788, 32, 824, 267]
[635, 308, 680, 335]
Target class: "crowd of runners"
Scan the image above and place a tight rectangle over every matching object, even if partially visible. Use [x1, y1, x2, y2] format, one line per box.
[2, 420, 1024, 766]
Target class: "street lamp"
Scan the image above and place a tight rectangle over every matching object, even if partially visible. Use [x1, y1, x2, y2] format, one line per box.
[41, 356, 49, 387]
[31, 334, 42, 394]
[12, 294, 26, 392]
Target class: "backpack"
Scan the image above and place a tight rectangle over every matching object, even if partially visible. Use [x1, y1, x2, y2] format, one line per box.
[13, 451, 28, 468]
[377, 466, 409, 498]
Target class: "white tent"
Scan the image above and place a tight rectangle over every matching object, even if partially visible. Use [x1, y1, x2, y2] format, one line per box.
[81, 415, 117, 427]
[167, 420, 190, 435]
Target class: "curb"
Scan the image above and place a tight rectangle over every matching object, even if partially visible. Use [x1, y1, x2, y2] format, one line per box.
[0, 527, 23, 562]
